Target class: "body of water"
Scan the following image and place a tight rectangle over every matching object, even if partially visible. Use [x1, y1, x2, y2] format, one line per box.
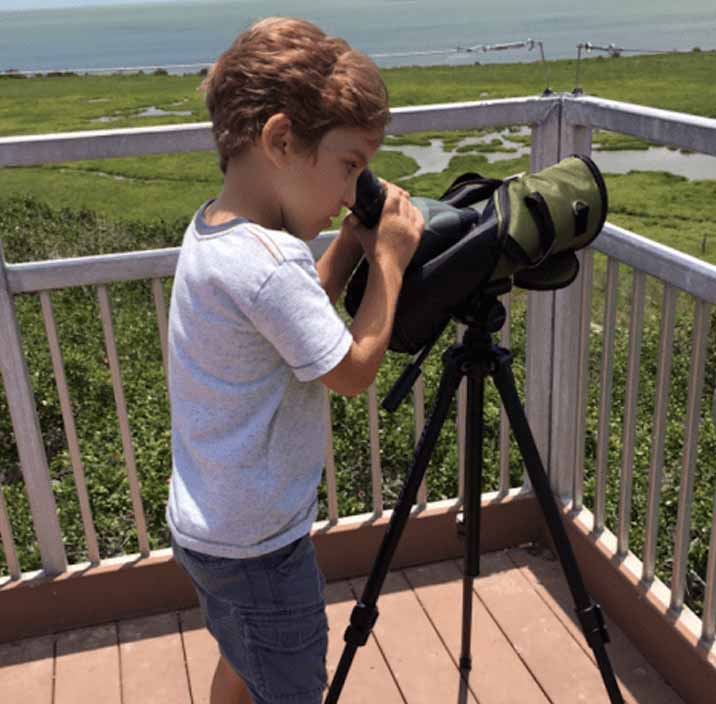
[382, 129, 716, 181]
[1, 0, 715, 74]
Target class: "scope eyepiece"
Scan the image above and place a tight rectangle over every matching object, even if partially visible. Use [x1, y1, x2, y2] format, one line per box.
[352, 170, 386, 229]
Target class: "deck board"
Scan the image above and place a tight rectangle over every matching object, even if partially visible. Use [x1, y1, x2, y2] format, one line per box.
[118, 612, 191, 704]
[0, 634, 54, 703]
[179, 608, 220, 704]
[0, 547, 684, 704]
[351, 570, 479, 704]
[403, 559, 551, 704]
[325, 580, 405, 704]
[54, 624, 121, 704]
[509, 546, 684, 704]
[475, 550, 646, 703]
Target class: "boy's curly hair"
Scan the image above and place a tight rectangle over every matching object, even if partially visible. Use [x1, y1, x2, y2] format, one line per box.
[202, 17, 391, 173]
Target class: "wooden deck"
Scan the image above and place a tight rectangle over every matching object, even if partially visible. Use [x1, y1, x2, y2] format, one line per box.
[0, 546, 683, 704]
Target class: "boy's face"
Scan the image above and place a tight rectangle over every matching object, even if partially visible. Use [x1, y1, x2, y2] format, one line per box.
[279, 126, 383, 240]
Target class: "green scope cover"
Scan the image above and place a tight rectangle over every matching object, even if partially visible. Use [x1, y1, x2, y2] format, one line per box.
[490, 155, 607, 289]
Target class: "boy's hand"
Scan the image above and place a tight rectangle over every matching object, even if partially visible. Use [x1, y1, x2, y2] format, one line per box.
[343, 181, 424, 273]
[322, 182, 424, 398]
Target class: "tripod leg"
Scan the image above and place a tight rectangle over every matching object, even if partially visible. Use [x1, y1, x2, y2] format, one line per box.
[491, 353, 625, 704]
[325, 348, 466, 704]
[459, 364, 487, 673]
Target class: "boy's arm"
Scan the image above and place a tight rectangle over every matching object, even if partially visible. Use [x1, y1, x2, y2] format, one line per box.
[320, 186, 424, 397]
[315, 224, 363, 305]
[321, 258, 403, 396]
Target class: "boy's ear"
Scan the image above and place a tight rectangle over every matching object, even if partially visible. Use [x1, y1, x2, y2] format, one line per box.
[261, 113, 294, 168]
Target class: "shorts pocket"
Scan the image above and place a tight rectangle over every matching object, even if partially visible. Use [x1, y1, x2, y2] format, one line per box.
[246, 608, 328, 700]
[185, 547, 230, 567]
[266, 537, 325, 611]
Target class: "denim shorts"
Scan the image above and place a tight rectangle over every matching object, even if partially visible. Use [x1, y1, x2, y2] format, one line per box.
[172, 534, 329, 704]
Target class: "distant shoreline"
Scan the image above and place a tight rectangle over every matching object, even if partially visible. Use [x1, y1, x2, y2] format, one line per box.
[1, 62, 212, 78]
[4, 48, 716, 80]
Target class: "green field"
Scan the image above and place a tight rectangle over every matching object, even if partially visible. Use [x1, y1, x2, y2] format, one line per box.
[2, 51, 716, 138]
[2, 52, 716, 262]
[0, 53, 715, 619]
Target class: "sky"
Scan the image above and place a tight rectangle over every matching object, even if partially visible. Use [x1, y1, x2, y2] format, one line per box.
[3, 0, 183, 10]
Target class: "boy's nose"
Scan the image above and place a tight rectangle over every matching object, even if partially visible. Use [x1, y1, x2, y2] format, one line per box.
[342, 179, 359, 210]
[342, 189, 356, 210]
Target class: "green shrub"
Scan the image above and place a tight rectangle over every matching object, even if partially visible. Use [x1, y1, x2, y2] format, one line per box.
[0, 184, 714, 620]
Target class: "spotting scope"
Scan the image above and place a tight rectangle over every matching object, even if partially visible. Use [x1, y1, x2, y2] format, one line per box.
[346, 156, 607, 355]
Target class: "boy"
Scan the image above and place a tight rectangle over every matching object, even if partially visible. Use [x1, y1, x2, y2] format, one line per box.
[167, 17, 424, 704]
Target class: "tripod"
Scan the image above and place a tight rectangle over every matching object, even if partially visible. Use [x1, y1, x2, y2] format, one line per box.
[326, 281, 624, 704]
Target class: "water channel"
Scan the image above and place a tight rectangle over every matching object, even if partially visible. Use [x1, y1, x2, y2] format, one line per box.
[380, 127, 716, 181]
[87, 111, 716, 181]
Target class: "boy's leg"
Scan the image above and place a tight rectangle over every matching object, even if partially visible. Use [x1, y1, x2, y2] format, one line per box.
[172, 535, 326, 703]
[243, 536, 328, 703]
[211, 654, 253, 704]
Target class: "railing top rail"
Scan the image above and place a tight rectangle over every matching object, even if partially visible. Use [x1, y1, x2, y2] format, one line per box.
[4, 247, 180, 294]
[2, 233, 336, 294]
[595, 222, 716, 304]
[0, 97, 558, 167]
[387, 96, 557, 135]
[6, 221, 716, 304]
[3, 95, 716, 167]
[563, 95, 716, 156]
[0, 122, 216, 168]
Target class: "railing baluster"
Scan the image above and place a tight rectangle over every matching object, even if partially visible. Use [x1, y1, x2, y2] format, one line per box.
[550, 281, 583, 497]
[551, 123, 591, 499]
[524, 289, 551, 494]
[643, 284, 677, 582]
[39, 291, 100, 564]
[671, 298, 711, 611]
[526, 114, 560, 479]
[499, 291, 511, 494]
[0, 482, 21, 580]
[594, 257, 619, 534]
[96, 284, 150, 556]
[573, 250, 594, 509]
[702, 489, 716, 645]
[0, 243, 66, 574]
[414, 372, 427, 507]
[367, 383, 383, 517]
[617, 270, 646, 556]
[323, 390, 339, 525]
[151, 278, 169, 388]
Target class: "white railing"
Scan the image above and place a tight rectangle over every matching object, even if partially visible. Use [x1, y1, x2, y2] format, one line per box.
[1, 95, 715, 651]
[556, 98, 716, 650]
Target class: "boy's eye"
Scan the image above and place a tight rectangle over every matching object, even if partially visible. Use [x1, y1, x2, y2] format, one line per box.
[346, 161, 359, 174]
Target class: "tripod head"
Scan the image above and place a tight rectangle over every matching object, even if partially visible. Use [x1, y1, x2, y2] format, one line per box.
[382, 278, 513, 413]
[453, 278, 511, 334]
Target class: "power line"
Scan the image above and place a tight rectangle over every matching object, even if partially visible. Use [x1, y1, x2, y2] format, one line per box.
[578, 42, 689, 55]
[1, 41, 707, 78]
[571, 41, 698, 94]
[2, 40, 547, 76]
[370, 48, 459, 59]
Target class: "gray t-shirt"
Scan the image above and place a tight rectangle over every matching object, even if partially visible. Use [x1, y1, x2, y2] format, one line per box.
[166, 203, 353, 558]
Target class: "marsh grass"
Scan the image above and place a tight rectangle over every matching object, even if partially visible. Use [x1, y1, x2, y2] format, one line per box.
[1, 53, 715, 616]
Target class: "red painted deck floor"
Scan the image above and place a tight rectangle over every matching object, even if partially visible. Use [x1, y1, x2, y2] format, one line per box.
[0, 546, 683, 703]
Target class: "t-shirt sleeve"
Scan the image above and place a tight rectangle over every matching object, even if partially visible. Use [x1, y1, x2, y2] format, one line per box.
[246, 258, 353, 382]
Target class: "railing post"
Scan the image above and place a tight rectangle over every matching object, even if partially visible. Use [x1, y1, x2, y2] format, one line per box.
[526, 99, 561, 485]
[0, 241, 66, 575]
[549, 117, 593, 499]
